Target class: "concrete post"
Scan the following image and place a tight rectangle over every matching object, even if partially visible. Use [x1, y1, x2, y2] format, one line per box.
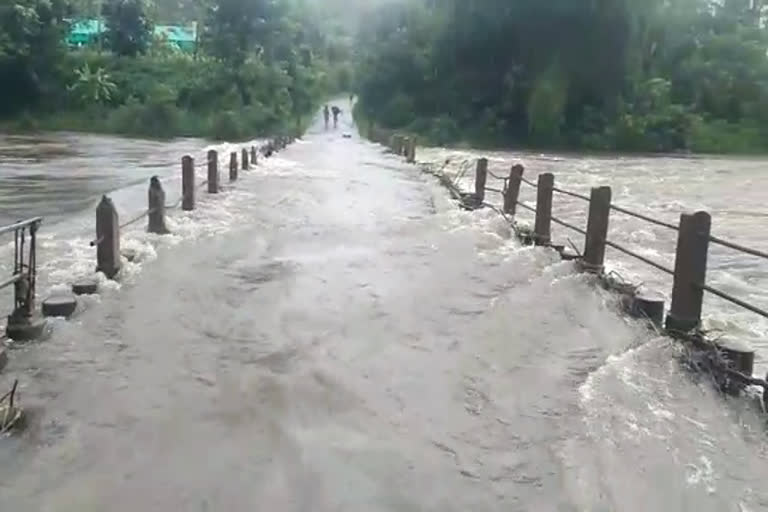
[147, 176, 170, 234]
[534, 173, 554, 246]
[406, 138, 416, 163]
[96, 195, 120, 279]
[241, 148, 249, 170]
[207, 150, 219, 193]
[182, 155, 195, 211]
[389, 134, 399, 154]
[582, 186, 612, 273]
[474, 158, 488, 204]
[250, 146, 257, 165]
[629, 294, 665, 328]
[229, 152, 238, 181]
[504, 164, 524, 215]
[717, 338, 756, 394]
[666, 211, 711, 332]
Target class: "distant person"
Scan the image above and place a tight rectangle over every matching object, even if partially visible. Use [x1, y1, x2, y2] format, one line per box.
[332, 105, 341, 128]
[323, 105, 330, 129]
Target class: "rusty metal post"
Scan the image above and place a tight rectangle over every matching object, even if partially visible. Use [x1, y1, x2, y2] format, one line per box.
[147, 176, 170, 234]
[207, 150, 219, 194]
[229, 152, 238, 181]
[96, 195, 120, 279]
[666, 211, 711, 333]
[182, 155, 195, 211]
[582, 186, 612, 273]
[241, 148, 249, 170]
[6, 219, 45, 340]
[504, 164, 524, 215]
[474, 158, 488, 204]
[534, 173, 554, 246]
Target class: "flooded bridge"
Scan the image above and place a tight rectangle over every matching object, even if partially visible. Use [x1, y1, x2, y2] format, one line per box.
[0, 104, 767, 510]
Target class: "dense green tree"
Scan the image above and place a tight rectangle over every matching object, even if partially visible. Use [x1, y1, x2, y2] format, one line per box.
[102, 0, 153, 56]
[0, 0, 71, 115]
[355, 0, 768, 153]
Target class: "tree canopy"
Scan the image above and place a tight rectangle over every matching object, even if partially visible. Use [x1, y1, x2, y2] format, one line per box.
[355, 0, 768, 152]
[102, 0, 153, 56]
[0, 0, 358, 138]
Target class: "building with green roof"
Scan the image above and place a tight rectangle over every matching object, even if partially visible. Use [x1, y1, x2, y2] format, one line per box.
[67, 19, 104, 47]
[154, 24, 197, 52]
[66, 19, 197, 53]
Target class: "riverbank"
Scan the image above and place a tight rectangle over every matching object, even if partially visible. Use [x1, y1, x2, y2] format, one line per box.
[356, 107, 768, 156]
[0, 107, 309, 142]
[1, 50, 342, 141]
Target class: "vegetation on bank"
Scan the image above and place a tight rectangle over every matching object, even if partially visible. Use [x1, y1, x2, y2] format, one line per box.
[0, 0, 355, 140]
[355, 0, 768, 154]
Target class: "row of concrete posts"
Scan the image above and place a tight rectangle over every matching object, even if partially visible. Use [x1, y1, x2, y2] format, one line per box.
[95, 137, 293, 281]
[470, 158, 755, 382]
[367, 123, 417, 164]
[0, 135, 293, 364]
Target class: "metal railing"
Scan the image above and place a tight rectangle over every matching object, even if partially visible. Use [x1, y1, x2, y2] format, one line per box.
[0, 217, 42, 319]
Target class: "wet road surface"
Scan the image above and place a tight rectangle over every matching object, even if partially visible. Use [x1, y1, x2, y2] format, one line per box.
[0, 108, 768, 510]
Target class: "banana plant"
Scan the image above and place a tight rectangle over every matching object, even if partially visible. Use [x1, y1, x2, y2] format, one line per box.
[68, 62, 118, 106]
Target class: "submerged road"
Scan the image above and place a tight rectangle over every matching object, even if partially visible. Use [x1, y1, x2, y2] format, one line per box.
[0, 106, 767, 511]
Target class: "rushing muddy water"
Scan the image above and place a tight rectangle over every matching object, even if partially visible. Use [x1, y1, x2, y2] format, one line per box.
[0, 106, 767, 511]
[425, 148, 768, 366]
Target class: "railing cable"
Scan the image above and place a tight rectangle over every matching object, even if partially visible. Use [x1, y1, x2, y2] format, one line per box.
[551, 215, 587, 236]
[552, 186, 590, 202]
[482, 202, 511, 223]
[708, 234, 768, 262]
[609, 203, 679, 231]
[604, 239, 675, 276]
[515, 200, 537, 214]
[697, 282, 768, 320]
[487, 169, 507, 181]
